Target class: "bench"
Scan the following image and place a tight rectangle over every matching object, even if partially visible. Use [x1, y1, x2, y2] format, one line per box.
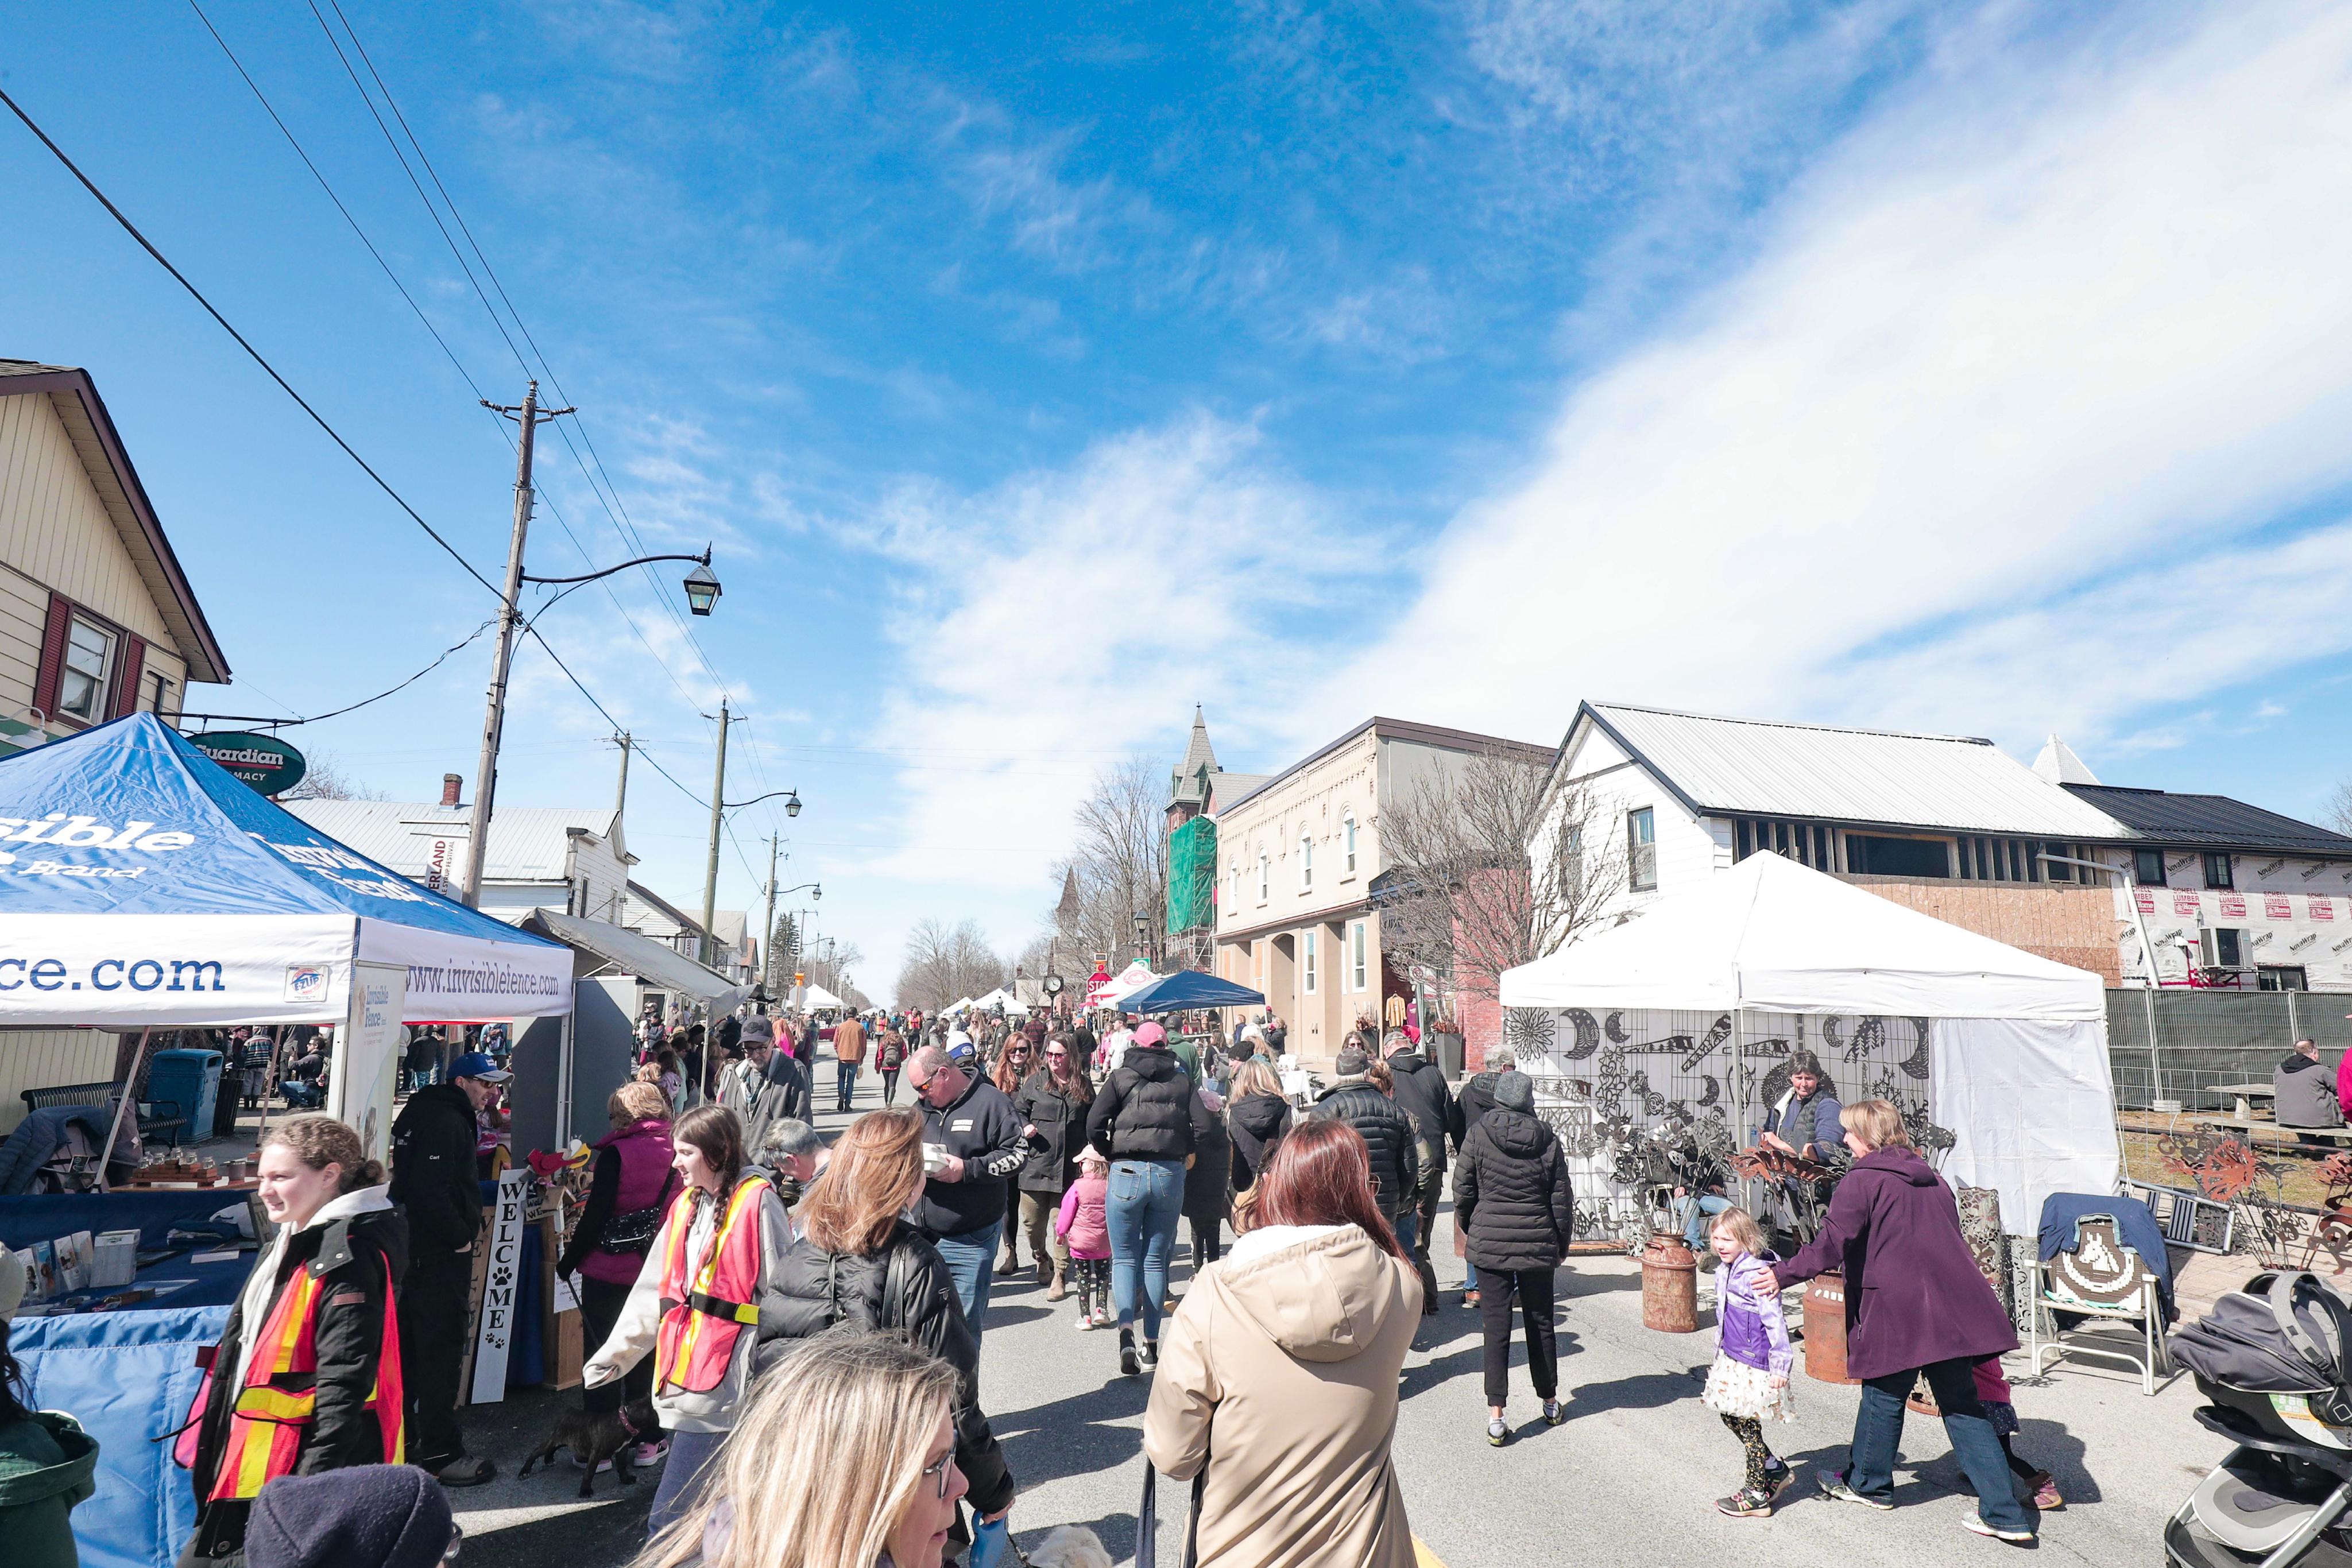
[2202, 1114, 2352, 1149]
[19, 1082, 187, 1150]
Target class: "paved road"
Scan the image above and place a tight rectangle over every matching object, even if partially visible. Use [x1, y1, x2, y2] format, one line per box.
[459, 1054, 2227, 1566]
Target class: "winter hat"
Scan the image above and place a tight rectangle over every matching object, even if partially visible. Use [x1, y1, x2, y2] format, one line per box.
[1333, 1045, 1371, 1078]
[1493, 1071, 1535, 1113]
[245, 1465, 455, 1568]
[1132, 1021, 1167, 1048]
[1078, 1145, 1110, 1171]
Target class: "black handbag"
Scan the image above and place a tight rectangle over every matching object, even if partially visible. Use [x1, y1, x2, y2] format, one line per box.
[1135, 1459, 1202, 1568]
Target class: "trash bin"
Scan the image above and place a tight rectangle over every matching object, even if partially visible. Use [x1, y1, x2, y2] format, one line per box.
[148, 1048, 223, 1145]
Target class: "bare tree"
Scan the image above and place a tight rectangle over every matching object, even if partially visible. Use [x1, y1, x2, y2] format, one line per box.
[2330, 777, 2352, 838]
[280, 750, 384, 802]
[1051, 755, 1170, 971]
[895, 918, 1009, 1012]
[1375, 748, 1626, 1006]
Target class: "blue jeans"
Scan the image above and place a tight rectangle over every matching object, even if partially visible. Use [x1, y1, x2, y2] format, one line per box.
[648, 1427, 725, 1540]
[1678, 1193, 1732, 1250]
[933, 1221, 1001, 1338]
[1848, 1356, 2035, 1535]
[1107, 1159, 1185, 1340]
[835, 1059, 858, 1110]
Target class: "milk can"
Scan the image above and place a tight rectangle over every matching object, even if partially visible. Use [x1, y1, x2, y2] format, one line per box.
[1639, 1230, 1699, 1332]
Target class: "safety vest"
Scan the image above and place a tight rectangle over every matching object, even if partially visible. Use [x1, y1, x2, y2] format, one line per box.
[207, 1255, 405, 1501]
[652, 1176, 771, 1396]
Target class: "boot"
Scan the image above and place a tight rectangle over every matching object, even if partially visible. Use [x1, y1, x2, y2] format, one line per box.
[997, 1244, 1022, 1277]
[1046, 1263, 1066, 1300]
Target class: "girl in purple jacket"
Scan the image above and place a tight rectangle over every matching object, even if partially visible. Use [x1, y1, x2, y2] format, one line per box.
[1703, 1206, 1796, 1517]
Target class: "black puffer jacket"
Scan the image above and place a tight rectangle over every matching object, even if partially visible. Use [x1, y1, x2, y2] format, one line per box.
[1086, 1046, 1206, 1162]
[1012, 1070, 1090, 1193]
[1453, 1108, 1574, 1272]
[388, 1083, 481, 1253]
[1384, 1050, 1456, 1166]
[1184, 1101, 1231, 1219]
[1306, 1078, 1418, 1218]
[1227, 1093, 1293, 1193]
[752, 1221, 1013, 1515]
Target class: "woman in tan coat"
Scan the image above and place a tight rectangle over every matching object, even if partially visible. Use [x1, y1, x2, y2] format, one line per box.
[1143, 1118, 1421, 1568]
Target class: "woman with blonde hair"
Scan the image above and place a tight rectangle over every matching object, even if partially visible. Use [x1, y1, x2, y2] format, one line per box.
[637, 1327, 966, 1568]
[1224, 1059, 1292, 1199]
[179, 1116, 405, 1565]
[585, 1106, 791, 1540]
[754, 1110, 1015, 1536]
[1766, 1099, 2032, 1542]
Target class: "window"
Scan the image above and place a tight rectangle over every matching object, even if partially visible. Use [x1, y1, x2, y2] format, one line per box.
[1561, 823, 1584, 889]
[2204, 853, 2234, 891]
[1342, 815, 1357, 876]
[1257, 851, 1269, 903]
[1348, 919, 1368, 992]
[1227, 865, 1239, 911]
[1627, 808, 1657, 891]
[1302, 929, 1317, 993]
[1301, 830, 1314, 891]
[2259, 966, 2309, 992]
[2134, 849, 2167, 886]
[56, 615, 116, 722]
[1847, 834, 1952, 877]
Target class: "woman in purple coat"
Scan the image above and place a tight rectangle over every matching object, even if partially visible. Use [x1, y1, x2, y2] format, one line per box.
[1768, 1099, 2035, 1543]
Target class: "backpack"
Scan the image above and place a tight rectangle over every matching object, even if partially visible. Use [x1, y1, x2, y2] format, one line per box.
[2173, 1270, 2352, 1425]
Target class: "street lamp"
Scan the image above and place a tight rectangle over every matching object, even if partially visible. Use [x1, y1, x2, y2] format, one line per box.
[683, 557, 721, 615]
[1132, 909, 1150, 966]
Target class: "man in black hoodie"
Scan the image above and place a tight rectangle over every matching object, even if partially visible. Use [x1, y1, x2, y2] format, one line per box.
[909, 1045, 1028, 1338]
[1383, 1032, 1453, 1316]
[388, 1051, 505, 1486]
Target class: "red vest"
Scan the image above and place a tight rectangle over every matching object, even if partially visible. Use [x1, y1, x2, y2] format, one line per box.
[206, 1256, 404, 1500]
[652, 1177, 770, 1395]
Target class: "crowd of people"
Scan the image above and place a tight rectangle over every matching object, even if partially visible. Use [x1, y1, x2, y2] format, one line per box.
[0, 989, 2084, 1568]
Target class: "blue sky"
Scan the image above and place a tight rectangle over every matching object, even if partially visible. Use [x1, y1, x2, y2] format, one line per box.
[5, 1, 2350, 999]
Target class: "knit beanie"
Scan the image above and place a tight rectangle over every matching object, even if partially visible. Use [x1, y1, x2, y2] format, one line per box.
[1333, 1046, 1370, 1078]
[1493, 1071, 1535, 1113]
[245, 1465, 454, 1568]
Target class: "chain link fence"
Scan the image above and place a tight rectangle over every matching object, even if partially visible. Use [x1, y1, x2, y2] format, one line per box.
[2107, 989, 2352, 1110]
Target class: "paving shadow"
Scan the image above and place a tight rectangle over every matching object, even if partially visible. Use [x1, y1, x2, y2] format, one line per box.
[1557, 1367, 1708, 1418]
[992, 1370, 1155, 1491]
[984, 1303, 1057, 1331]
[1912, 1415, 2103, 1507]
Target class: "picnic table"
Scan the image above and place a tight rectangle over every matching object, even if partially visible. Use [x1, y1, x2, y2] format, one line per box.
[2212, 1082, 2277, 1121]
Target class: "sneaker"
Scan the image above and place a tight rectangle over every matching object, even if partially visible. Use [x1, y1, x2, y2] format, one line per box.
[1463, 1290, 1480, 1308]
[1120, 1331, 1139, 1377]
[1716, 1489, 1774, 1518]
[1542, 1399, 1564, 1426]
[432, 1454, 497, 1488]
[1487, 1417, 1509, 1447]
[1140, 1339, 1159, 1368]
[1962, 1512, 2034, 1544]
[1763, 1461, 1793, 1497]
[2028, 1471, 2063, 1511]
[631, 1439, 668, 1468]
[1817, 1470, 1893, 1511]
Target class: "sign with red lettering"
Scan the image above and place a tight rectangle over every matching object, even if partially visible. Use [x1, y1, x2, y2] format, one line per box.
[2221, 894, 2247, 919]
[2266, 895, 2295, 920]
[2134, 889, 2158, 915]
[2173, 892, 2203, 917]
[2315, 897, 2338, 923]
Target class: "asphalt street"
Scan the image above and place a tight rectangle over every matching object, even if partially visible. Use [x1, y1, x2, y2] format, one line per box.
[457, 1055, 2229, 1567]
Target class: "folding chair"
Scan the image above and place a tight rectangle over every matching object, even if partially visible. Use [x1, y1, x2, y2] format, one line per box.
[2028, 1213, 2170, 1395]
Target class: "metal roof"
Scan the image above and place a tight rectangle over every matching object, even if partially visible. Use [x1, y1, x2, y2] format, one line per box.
[1579, 703, 2125, 838]
[2061, 784, 2352, 855]
[1214, 716, 1554, 818]
[283, 800, 621, 882]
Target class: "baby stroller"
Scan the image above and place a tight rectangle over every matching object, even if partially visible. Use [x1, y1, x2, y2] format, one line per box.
[2168, 1270, 2352, 1567]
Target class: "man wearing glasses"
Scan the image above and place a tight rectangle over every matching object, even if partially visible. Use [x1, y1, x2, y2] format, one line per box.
[907, 1044, 1028, 1335]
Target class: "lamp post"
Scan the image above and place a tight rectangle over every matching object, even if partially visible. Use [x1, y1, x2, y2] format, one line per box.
[459, 380, 722, 909]
[1132, 909, 1151, 969]
[697, 781, 805, 970]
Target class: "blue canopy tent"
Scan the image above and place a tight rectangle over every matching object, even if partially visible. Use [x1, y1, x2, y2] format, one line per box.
[1116, 969, 1266, 1015]
[0, 714, 571, 1028]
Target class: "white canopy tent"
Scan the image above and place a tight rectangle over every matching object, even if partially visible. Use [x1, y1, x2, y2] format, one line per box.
[1498, 853, 2116, 1234]
[1086, 961, 1159, 1011]
[967, 986, 1027, 1015]
[800, 983, 845, 1012]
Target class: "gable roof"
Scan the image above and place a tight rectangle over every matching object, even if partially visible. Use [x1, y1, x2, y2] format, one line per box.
[2061, 784, 2352, 856]
[0, 361, 229, 684]
[283, 799, 625, 884]
[1571, 702, 2123, 839]
[1215, 715, 1555, 818]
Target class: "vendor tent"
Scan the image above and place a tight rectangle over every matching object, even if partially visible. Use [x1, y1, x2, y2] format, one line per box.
[1497, 853, 2114, 1234]
[0, 715, 571, 1027]
[1117, 970, 1264, 1015]
[969, 986, 1027, 1015]
[801, 983, 845, 1012]
[1087, 960, 1158, 1011]
[521, 909, 748, 1012]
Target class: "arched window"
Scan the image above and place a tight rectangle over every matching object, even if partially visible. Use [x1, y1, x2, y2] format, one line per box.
[1342, 814, 1357, 876]
[1300, 829, 1314, 891]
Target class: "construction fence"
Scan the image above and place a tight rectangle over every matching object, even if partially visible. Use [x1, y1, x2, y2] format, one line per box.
[2106, 989, 2352, 1112]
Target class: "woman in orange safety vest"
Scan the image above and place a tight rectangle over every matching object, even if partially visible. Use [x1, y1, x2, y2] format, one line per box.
[584, 1103, 790, 1542]
[179, 1115, 406, 1565]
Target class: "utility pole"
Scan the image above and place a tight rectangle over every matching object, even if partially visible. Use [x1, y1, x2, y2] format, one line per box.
[462, 380, 572, 908]
[698, 701, 739, 968]
[761, 834, 780, 997]
[612, 730, 632, 830]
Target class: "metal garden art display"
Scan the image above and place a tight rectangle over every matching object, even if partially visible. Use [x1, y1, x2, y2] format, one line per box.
[2158, 1130, 2352, 1275]
[1511, 1004, 1954, 1246]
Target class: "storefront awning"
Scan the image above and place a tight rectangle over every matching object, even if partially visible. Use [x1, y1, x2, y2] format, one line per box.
[523, 908, 749, 1009]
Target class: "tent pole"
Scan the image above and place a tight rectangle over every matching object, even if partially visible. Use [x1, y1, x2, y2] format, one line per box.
[96, 1025, 152, 1192]
[1730, 1006, 1751, 1213]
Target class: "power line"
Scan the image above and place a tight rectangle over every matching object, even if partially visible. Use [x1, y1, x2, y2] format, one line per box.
[0, 84, 500, 598]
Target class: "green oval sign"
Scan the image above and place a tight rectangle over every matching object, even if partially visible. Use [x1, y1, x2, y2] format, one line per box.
[188, 731, 307, 796]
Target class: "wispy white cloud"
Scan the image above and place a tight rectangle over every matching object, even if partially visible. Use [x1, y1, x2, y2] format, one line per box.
[1319, 2, 2352, 757]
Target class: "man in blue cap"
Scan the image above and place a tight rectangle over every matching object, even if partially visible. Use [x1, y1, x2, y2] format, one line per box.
[389, 1048, 509, 1488]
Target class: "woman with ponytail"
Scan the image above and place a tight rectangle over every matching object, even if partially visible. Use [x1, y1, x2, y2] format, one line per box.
[179, 1116, 407, 1565]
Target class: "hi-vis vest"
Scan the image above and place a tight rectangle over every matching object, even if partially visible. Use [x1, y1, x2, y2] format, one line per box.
[652, 1176, 771, 1395]
[207, 1254, 405, 1500]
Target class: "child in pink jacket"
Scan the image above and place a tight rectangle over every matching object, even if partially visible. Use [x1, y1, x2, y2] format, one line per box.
[1057, 1147, 1113, 1328]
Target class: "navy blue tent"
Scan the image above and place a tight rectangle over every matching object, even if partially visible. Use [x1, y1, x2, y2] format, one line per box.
[1117, 969, 1265, 1015]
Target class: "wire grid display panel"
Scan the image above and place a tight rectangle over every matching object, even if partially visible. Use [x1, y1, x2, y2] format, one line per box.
[1510, 1006, 1939, 1244]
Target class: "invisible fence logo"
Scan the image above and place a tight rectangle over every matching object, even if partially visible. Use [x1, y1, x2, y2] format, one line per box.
[406, 961, 561, 999]
[0, 815, 195, 878]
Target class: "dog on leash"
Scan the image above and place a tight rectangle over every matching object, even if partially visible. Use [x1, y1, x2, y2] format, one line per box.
[1025, 1525, 1112, 1568]
[517, 1396, 659, 1497]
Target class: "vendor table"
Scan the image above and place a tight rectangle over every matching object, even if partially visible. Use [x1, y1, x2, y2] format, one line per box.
[2211, 1082, 2277, 1120]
